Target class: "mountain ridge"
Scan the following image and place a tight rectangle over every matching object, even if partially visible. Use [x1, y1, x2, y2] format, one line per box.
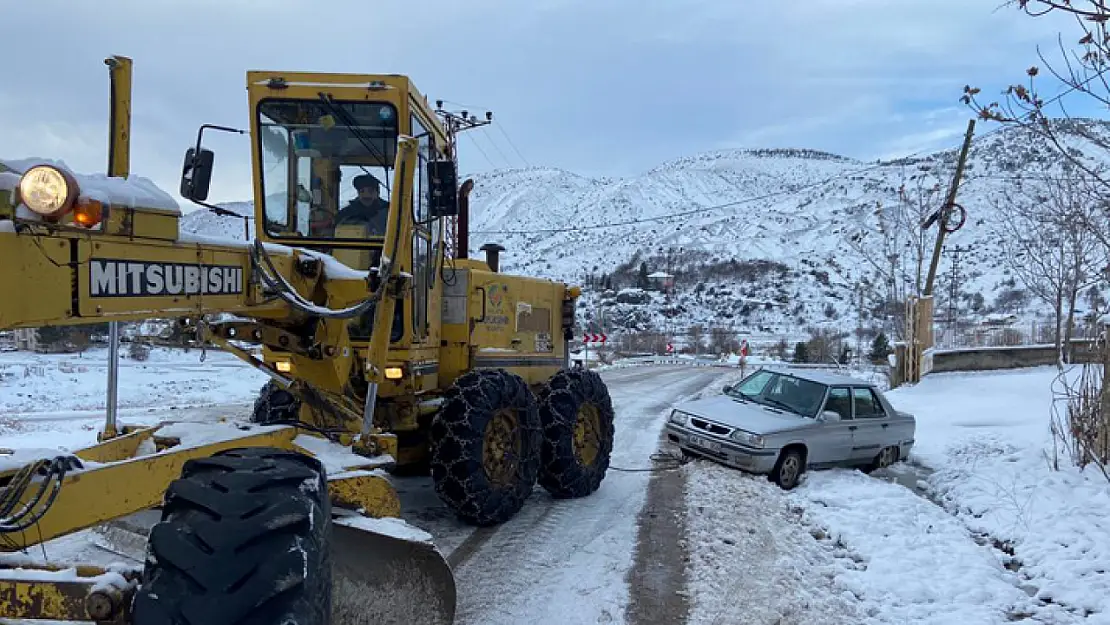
[180, 118, 1110, 347]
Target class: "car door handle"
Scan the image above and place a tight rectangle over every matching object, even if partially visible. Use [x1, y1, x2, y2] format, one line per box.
[882, 423, 889, 428]
[848, 425, 857, 431]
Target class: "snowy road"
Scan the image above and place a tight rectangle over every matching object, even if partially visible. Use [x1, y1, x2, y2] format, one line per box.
[396, 365, 730, 625]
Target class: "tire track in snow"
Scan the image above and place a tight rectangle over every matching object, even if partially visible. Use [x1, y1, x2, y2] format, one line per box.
[449, 366, 729, 625]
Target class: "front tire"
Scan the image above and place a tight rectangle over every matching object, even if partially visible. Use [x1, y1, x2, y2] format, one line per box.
[429, 369, 543, 526]
[131, 447, 332, 625]
[771, 447, 805, 490]
[537, 368, 615, 498]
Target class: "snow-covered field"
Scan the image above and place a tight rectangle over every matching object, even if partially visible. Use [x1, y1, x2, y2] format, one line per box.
[0, 346, 268, 416]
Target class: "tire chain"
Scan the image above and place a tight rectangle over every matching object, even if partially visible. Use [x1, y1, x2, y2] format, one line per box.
[537, 368, 615, 498]
[429, 369, 543, 526]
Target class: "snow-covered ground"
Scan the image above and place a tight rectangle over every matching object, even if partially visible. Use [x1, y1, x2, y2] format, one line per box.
[3, 343, 1106, 624]
[0, 346, 268, 416]
[776, 365, 1110, 624]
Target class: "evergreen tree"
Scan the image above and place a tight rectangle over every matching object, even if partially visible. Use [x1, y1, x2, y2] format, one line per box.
[637, 262, 650, 289]
[869, 332, 892, 363]
[792, 341, 809, 363]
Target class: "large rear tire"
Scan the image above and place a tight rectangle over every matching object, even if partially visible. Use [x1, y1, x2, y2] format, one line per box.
[429, 369, 542, 526]
[250, 380, 300, 425]
[537, 368, 615, 498]
[131, 447, 332, 625]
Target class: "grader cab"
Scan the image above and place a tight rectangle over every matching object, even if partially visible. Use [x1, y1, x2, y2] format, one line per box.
[0, 55, 616, 624]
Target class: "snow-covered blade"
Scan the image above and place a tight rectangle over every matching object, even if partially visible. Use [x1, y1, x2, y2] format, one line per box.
[330, 517, 456, 625]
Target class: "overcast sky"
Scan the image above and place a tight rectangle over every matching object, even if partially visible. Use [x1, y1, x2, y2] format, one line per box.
[1, 0, 1096, 207]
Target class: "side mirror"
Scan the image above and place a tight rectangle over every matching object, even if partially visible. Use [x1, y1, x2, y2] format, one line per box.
[427, 160, 458, 217]
[818, 410, 841, 423]
[180, 147, 215, 202]
[722, 385, 734, 394]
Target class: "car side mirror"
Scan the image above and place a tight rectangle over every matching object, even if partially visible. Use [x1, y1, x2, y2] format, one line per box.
[818, 410, 841, 423]
[427, 160, 458, 217]
[180, 147, 215, 202]
[722, 384, 734, 394]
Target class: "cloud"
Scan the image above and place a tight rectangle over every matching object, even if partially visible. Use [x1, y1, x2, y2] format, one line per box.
[0, 0, 1095, 209]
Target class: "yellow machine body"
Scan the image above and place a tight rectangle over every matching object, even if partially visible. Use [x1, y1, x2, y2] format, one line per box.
[0, 55, 613, 625]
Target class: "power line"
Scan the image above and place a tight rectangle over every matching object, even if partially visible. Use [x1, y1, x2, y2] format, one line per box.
[478, 126, 514, 168]
[470, 125, 1009, 236]
[494, 122, 532, 167]
[463, 132, 497, 169]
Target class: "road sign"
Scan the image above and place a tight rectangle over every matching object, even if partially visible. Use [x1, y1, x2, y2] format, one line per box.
[582, 333, 608, 343]
[666, 343, 674, 354]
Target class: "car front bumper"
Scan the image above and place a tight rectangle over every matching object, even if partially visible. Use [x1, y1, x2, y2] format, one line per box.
[665, 422, 779, 473]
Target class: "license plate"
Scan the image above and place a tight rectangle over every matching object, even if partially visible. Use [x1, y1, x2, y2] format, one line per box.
[690, 435, 721, 453]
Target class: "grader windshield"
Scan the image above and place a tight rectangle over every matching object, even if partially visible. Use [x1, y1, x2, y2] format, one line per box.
[257, 98, 398, 243]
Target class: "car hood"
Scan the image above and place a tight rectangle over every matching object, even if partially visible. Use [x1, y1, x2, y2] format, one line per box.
[675, 395, 808, 435]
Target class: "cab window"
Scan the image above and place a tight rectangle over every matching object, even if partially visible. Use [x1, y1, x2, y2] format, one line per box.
[257, 98, 399, 242]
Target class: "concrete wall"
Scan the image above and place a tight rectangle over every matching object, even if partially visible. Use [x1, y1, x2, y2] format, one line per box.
[925, 339, 1100, 374]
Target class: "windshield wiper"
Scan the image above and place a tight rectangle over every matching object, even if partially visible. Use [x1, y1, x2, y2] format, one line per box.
[760, 398, 798, 415]
[729, 390, 754, 403]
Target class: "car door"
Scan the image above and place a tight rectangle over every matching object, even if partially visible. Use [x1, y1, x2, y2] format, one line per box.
[809, 386, 855, 465]
[849, 387, 889, 462]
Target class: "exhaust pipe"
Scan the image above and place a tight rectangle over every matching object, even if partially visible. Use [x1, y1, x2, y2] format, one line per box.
[480, 243, 505, 272]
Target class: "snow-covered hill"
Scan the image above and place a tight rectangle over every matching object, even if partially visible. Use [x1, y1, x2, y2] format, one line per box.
[179, 119, 1110, 344]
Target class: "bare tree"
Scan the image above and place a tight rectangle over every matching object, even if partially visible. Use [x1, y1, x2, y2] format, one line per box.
[993, 173, 1108, 363]
[962, 1, 1110, 197]
[846, 165, 948, 337]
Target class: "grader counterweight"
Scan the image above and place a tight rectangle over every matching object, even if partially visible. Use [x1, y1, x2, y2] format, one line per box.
[0, 55, 617, 624]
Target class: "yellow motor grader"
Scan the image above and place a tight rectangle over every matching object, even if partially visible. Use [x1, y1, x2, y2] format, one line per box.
[0, 55, 616, 624]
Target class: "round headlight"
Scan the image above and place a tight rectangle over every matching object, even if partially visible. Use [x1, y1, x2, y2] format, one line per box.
[18, 165, 77, 218]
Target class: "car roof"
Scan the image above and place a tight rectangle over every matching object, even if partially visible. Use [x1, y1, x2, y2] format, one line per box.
[755, 367, 877, 388]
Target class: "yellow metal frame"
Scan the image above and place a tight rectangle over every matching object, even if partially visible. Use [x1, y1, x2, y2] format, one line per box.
[0, 55, 586, 622]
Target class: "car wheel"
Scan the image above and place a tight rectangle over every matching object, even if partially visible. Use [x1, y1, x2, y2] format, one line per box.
[863, 446, 899, 474]
[880, 446, 899, 468]
[771, 448, 805, 490]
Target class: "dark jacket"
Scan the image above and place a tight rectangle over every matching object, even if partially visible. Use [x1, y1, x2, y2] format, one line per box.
[336, 198, 389, 235]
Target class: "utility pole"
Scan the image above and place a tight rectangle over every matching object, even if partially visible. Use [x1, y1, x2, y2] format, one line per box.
[944, 245, 972, 348]
[434, 102, 492, 260]
[857, 284, 865, 365]
[903, 118, 975, 386]
[924, 119, 975, 297]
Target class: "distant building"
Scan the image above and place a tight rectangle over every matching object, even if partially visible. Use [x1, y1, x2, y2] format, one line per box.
[647, 271, 674, 291]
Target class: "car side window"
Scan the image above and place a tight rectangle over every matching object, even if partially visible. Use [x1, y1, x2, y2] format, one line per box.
[823, 387, 852, 420]
[852, 387, 887, 418]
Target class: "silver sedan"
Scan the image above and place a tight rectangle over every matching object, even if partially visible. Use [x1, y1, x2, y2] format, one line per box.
[665, 368, 916, 489]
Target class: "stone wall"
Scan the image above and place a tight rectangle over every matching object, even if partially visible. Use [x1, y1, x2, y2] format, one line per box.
[925, 339, 1100, 374]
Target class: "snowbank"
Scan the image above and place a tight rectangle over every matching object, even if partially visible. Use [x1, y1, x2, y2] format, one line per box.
[887, 366, 1110, 621]
[790, 470, 1050, 624]
[685, 463, 864, 624]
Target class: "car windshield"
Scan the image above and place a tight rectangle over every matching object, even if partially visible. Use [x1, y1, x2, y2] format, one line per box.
[726, 370, 827, 417]
[256, 98, 399, 243]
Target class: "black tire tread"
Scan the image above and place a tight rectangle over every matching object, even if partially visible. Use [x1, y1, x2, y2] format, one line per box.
[251, 380, 299, 425]
[429, 369, 542, 526]
[536, 368, 615, 498]
[131, 447, 332, 625]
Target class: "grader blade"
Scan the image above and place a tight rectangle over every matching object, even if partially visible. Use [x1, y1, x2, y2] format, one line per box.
[330, 520, 457, 625]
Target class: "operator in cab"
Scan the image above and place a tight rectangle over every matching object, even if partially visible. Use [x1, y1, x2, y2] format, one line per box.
[335, 173, 389, 236]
